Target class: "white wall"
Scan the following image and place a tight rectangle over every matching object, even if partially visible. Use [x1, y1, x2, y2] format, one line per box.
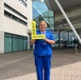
[0, 0, 32, 36]
[0, 0, 33, 53]
[27, 0, 32, 50]
[0, 31, 4, 54]
[27, 0, 32, 29]
[4, 0, 28, 17]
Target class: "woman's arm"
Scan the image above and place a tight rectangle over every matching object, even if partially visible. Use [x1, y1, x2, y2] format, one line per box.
[44, 37, 55, 45]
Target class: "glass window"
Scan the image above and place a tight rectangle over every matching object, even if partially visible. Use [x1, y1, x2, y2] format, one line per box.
[49, 18, 54, 24]
[4, 34, 13, 53]
[18, 36, 24, 51]
[13, 38, 19, 51]
[19, 0, 27, 7]
[4, 33, 28, 53]
[32, 0, 54, 31]
[24, 37, 27, 50]
[4, 3, 27, 20]
[48, 10, 54, 17]
[4, 10, 27, 26]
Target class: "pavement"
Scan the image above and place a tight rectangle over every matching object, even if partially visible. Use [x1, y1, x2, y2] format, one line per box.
[0, 49, 81, 80]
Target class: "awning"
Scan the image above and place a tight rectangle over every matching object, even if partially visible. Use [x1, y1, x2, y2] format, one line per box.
[44, 0, 81, 12]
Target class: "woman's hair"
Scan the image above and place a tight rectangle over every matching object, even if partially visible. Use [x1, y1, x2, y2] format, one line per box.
[39, 20, 47, 25]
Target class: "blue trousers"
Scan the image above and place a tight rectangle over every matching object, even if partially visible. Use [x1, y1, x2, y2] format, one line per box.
[34, 55, 51, 80]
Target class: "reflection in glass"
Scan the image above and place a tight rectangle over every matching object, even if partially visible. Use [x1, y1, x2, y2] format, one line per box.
[32, 0, 54, 33]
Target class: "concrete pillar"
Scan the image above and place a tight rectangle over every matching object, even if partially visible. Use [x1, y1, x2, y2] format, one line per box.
[0, 31, 4, 54]
[58, 30, 61, 49]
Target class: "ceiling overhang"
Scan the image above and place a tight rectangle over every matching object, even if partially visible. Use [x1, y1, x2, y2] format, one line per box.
[44, 0, 81, 12]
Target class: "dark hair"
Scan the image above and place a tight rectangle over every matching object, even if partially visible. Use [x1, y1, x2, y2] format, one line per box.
[39, 20, 47, 24]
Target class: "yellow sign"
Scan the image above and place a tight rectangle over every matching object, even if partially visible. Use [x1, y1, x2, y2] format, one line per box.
[32, 21, 45, 39]
[32, 35, 45, 39]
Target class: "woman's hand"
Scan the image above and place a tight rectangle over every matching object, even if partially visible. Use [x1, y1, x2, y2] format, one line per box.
[44, 37, 55, 44]
[31, 39, 36, 44]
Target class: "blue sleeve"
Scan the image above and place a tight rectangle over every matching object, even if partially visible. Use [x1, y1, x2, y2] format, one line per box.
[50, 32, 55, 40]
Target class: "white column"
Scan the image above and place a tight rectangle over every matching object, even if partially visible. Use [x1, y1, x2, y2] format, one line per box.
[55, 0, 81, 44]
[0, 31, 4, 54]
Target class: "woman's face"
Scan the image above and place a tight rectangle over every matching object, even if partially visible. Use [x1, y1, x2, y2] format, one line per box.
[40, 21, 47, 32]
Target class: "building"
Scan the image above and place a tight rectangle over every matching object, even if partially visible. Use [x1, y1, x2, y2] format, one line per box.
[44, 0, 81, 49]
[32, 0, 81, 49]
[0, 0, 32, 54]
[1, 0, 81, 54]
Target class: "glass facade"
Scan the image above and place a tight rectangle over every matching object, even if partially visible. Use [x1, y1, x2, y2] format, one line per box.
[4, 34, 13, 53]
[54, 18, 80, 49]
[4, 33, 28, 53]
[54, 31, 79, 49]
[32, 0, 80, 49]
[32, 0, 54, 32]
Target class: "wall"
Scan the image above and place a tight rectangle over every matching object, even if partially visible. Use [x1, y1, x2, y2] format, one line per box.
[0, 0, 32, 53]
[0, 31, 4, 54]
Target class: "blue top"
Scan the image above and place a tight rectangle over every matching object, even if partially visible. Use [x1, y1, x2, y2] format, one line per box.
[33, 30, 55, 56]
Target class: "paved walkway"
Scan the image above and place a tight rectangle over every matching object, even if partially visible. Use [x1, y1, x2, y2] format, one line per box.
[0, 49, 81, 80]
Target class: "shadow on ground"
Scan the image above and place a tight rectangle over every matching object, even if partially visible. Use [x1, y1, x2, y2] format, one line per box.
[0, 49, 81, 80]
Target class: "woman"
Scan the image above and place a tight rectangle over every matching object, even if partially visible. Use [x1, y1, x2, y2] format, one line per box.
[31, 20, 55, 80]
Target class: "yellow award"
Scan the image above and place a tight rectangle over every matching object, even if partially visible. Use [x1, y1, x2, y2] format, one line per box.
[32, 21, 45, 39]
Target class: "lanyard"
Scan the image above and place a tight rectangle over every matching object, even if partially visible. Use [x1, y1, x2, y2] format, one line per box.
[41, 31, 46, 36]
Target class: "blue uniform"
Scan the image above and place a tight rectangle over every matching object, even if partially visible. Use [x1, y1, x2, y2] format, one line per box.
[34, 30, 55, 80]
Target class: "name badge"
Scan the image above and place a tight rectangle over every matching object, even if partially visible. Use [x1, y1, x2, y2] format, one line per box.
[43, 42, 47, 45]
